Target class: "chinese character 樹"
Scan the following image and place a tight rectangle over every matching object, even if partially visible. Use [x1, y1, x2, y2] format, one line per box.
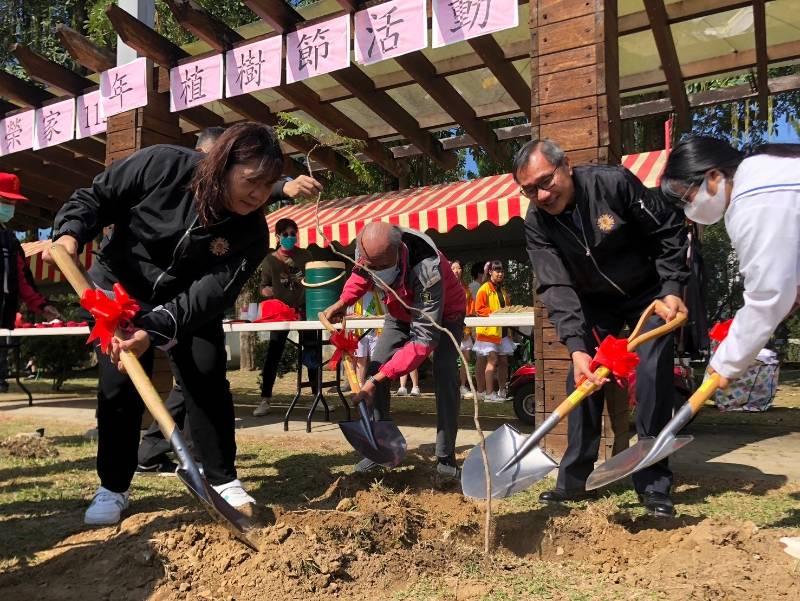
[367, 6, 405, 58]
[448, 0, 492, 33]
[42, 110, 61, 142]
[110, 72, 133, 109]
[297, 27, 330, 71]
[237, 49, 267, 88]
[180, 65, 207, 104]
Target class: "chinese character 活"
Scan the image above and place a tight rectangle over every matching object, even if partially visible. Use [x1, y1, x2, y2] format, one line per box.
[4, 117, 23, 150]
[448, 0, 492, 32]
[110, 72, 133, 109]
[236, 49, 267, 88]
[367, 7, 405, 58]
[181, 65, 207, 105]
[42, 110, 61, 142]
[297, 27, 330, 71]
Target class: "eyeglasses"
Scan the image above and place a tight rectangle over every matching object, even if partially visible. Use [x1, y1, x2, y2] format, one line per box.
[660, 176, 704, 207]
[519, 163, 562, 198]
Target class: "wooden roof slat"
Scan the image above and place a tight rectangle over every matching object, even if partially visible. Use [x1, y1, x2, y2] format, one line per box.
[244, 0, 501, 164]
[643, 0, 691, 132]
[3, 153, 90, 192]
[56, 24, 117, 73]
[620, 0, 774, 36]
[11, 44, 91, 96]
[753, 0, 769, 121]
[466, 35, 531, 119]
[29, 147, 104, 179]
[107, 4, 346, 179]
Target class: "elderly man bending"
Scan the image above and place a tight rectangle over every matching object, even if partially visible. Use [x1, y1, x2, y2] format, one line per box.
[323, 222, 467, 477]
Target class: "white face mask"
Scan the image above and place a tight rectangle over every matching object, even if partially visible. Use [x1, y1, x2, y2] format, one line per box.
[372, 264, 400, 290]
[684, 175, 728, 225]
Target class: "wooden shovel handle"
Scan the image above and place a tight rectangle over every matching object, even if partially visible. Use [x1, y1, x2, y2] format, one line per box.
[627, 300, 687, 352]
[48, 243, 178, 438]
[318, 311, 362, 393]
[689, 373, 720, 414]
[552, 365, 610, 419]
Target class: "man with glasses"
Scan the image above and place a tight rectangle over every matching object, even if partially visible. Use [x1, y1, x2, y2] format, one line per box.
[514, 139, 689, 517]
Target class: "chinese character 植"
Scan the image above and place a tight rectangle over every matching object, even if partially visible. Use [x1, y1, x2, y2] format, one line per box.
[110, 73, 133, 109]
[367, 6, 405, 58]
[297, 27, 330, 71]
[181, 65, 207, 105]
[448, 0, 492, 32]
[236, 49, 267, 88]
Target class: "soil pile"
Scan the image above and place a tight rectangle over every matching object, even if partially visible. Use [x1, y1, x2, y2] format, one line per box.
[0, 431, 59, 459]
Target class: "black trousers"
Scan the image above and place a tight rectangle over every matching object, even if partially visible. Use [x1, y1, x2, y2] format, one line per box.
[97, 319, 237, 492]
[137, 383, 194, 467]
[259, 330, 319, 398]
[556, 300, 676, 496]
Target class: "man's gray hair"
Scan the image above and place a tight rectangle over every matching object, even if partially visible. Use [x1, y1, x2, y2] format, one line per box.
[511, 139, 566, 183]
[386, 225, 402, 249]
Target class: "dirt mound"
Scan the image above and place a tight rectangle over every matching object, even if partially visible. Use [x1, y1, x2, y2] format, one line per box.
[0, 432, 58, 459]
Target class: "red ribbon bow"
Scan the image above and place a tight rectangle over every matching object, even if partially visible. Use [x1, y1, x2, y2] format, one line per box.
[709, 319, 733, 342]
[80, 284, 140, 354]
[589, 335, 640, 382]
[327, 330, 359, 369]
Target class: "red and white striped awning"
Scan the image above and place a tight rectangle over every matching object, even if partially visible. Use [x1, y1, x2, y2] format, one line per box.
[269, 150, 669, 248]
[21, 240, 96, 283]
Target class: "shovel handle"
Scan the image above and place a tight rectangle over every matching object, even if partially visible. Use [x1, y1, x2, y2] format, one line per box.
[689, 373, 720, 415]
[48, 243, 179, 440]
[626, 301, 687, 352]
[318, 311, 362, 393]
[553, 365, 610, 419]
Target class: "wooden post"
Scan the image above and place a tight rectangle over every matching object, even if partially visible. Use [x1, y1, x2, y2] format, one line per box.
[530, 0, 625, 460]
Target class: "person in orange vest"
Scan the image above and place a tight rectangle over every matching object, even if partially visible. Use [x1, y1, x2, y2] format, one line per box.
[473, 260, 512, 402]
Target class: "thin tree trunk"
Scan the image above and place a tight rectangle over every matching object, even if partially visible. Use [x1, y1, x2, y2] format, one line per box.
[236, 288, 258, 371]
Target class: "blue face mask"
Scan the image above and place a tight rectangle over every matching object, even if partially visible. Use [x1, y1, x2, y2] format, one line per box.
[0, 203, 15, 223]
[280, 235, 297, 250]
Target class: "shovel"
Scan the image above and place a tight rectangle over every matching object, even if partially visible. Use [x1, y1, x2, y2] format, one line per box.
[586, 373, 720, 490]
[461, 301, 686, 500]
[49, 244, 260, 551]
[318, 312, 407, 468]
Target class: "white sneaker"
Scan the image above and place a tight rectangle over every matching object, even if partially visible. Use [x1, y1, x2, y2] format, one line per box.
[476, 391, 485, 401]
[459, 386, 469, 397]
[484, 392, 504, 403]
[395, 386, 408, 396]
[84, 486, 129, 525]
[212, 479, 256, 509]
[253, 399, 271, 416]
[409, 386, 421, 397]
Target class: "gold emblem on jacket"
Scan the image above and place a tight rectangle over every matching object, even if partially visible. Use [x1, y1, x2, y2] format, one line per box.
[209, 237, 230, 256]
[597, 214, 616, 233]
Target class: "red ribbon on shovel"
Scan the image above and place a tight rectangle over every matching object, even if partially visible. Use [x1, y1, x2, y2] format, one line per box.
[80, 283, 140, 354]
[328, 330, 359, 369]
[590, 335, 640, 382]
[709, 319, 733, 342]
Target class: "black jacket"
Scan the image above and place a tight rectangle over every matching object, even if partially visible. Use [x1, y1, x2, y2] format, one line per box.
[0, 229, 47, 329]
[53, 145, 268, 347]
[525, 164, 689, 355]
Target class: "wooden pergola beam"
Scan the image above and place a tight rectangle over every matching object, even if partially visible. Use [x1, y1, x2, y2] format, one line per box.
[620, 0, 775, 36]
[11, 44, 91, 96]
[11, 152, 96, 191]
[753, 0, 769, 121]
[467, 35, 531, 119]
[56, 24, 117, 73]
[643, 0, 691, 132]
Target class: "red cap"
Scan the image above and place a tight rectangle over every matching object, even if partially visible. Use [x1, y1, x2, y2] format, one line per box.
[0, 172, 29, 202]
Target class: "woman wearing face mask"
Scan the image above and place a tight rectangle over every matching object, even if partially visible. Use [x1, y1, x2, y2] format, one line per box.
[44, 122, 283, 525]
[253, 218, 316, 417]
[661, 136, 800, 392]
[473, 260, 512, 402]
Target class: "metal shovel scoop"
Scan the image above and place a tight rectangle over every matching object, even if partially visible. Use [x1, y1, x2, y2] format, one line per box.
[461, 301, 686, 500]
[586, 374, 720, 490]
[318, 312, 407, 468]
[50, 244, 260, 551]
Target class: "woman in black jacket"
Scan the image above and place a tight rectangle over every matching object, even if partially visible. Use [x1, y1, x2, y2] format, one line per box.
[45, 122, 282, 526]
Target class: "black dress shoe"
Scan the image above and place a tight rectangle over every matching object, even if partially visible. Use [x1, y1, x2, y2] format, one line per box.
[539, 488, 598, 504]
[638, 491, 675, 517]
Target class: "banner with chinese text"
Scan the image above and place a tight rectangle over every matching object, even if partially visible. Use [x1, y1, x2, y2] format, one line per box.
[355, 0, 427, 66]
[170, 54, 224, 112]
[101, 57, 149, 118]
[432, 0, 519, 48]
[34, 98, 75, 150]
[0, 110, 34, 156]
[286, 15, 350, 84]
[76, 90, 107, 139]
[225, 36, 283, 98]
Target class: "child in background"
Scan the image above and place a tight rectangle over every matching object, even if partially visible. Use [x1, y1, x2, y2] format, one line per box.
[473, 260, 512, 402]
[451, 259, 474, 398]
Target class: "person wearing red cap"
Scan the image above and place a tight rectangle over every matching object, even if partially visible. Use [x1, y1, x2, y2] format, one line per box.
[0, 173, 61, 392]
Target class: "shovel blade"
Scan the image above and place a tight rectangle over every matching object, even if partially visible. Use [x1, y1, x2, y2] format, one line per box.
[340, 419, 407, 467]
[461, 424, 559, 499]
[176, 467, 261, 551]
[585, 434, 694, 491]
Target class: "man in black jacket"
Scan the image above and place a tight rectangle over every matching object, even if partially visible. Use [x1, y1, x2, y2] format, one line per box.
[515, 139, 689, 517]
